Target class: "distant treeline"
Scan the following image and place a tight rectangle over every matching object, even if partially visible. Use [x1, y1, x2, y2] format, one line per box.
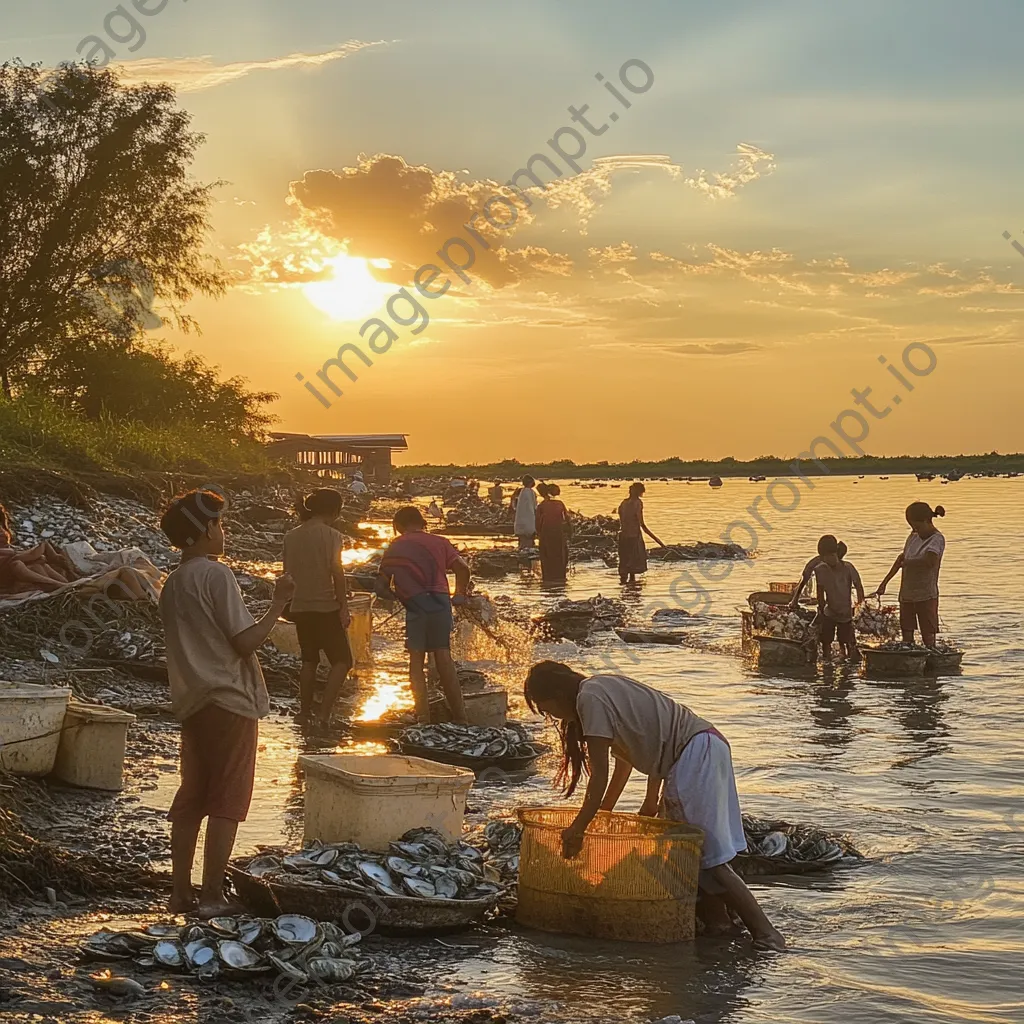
[397, 454, 1024, 480]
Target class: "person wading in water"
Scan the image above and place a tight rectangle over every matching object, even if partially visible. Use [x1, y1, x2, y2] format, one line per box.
[616, 482, 665, 584]
[535, 483, 572, 583]
[873, 502, 947, 646]
[376, 507, 471, 724]
[283, 488, 353, 731]
[524, 661, 786, 950]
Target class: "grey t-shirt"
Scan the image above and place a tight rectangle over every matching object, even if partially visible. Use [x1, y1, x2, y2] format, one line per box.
[576, 674, 716, 779]
[159, 557, 269, 721]
[900, 530, 945, 602]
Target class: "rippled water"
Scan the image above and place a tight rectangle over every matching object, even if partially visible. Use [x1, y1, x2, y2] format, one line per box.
[148, 476, 1024, 1024]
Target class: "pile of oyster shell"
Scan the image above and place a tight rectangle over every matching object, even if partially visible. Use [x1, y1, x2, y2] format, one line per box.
[81, 915, 361, 985]
[532, 595, 626, 641]
[245, 826, 518, 902]
[853, 601, 900, 637]
[395, 722, 543, 761]
[751, 601, 816, 641]
[742, 815, 862, 866]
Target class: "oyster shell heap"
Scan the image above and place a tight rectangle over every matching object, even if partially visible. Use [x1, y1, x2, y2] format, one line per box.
[80, 916, 360, 988]
[853, 602, 900, 638]
[245, 825, 520, 902]
[741, 814, 864, 865]
[751, 601, 816, 641]
[395, 722, 543, 761]
[532, 594, 627, 641]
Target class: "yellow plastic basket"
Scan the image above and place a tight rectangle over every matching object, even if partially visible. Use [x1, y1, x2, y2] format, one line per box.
[515, 807, 704, 943]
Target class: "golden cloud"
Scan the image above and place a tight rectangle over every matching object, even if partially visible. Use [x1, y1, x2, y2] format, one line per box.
[114, 41, 387, 92]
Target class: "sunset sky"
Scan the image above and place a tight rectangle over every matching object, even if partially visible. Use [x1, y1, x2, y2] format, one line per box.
[6, 0, 1024, 463]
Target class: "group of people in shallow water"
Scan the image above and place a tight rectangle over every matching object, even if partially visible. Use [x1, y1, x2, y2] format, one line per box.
[505, 475, 666, 586]
[9, 479, 943, 945]
[786, 501, 947, 660]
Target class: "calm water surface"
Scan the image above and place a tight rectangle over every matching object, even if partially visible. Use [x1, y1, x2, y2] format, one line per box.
[148, 476, 1024, 1024]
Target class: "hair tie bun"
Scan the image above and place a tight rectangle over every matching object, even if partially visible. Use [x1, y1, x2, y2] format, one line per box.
[934, 505, 946, 517]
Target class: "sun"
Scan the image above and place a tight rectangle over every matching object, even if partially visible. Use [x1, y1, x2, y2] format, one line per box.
[303, 254, 394, 322]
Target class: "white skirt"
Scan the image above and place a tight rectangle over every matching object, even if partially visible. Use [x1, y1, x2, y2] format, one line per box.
[662, 732, 747, 870]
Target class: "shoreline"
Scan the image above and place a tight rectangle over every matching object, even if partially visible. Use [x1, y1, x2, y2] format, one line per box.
[393, 455, 1024, 481]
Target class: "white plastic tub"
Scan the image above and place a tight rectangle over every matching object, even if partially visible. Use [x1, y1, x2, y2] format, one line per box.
[0, 681, 72, 777]
[53, 702, 137, 791]
[299, 753, 474, 850]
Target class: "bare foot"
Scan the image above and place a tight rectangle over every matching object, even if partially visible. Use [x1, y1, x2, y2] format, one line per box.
[753, 927, 787, 951]
[168, 892, 198, 914]
[197, 897, 248, 921]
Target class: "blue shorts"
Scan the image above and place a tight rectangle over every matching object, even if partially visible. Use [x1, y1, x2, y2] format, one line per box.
[405, 593, 454, 651]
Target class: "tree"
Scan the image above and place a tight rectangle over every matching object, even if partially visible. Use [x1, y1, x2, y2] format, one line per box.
[28, 339, 276, 439]
[0, 61, 228, 396]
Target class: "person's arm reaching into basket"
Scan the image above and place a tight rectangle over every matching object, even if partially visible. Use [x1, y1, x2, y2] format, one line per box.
[600, 756, 632, 812]
[561, 737, 612, 858]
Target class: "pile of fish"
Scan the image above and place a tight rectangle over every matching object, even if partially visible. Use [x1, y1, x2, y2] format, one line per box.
[395, 722, 544, 761]
[853, 601, 900, 637]
[243, 827, 514, 902]
[648, 542, 749, 562]
[81, 914, 362, 985]
[742, 815, 863, 866]
[751, 602, 816, 641]
[532, 595, 626, 641]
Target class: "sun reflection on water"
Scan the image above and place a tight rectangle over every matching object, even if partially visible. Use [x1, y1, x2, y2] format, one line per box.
[355, 669, 414, 722]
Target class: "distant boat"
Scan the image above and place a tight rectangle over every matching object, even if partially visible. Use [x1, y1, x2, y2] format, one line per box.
[749, 475, 766, 482]
[879, 476, 889, 480]
[943, 469, 964, 482]
[916, 472, 935, 481]
[709, 476, 723, 488]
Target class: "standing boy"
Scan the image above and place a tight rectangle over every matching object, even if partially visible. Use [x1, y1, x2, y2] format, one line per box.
[376, 507, 471, 724]
[158, 489, 294, 918]
[813, 534, 865, 660]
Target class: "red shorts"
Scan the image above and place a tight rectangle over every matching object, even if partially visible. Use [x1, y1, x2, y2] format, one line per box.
[820, 616, 856, 646]
[168, 704, 258, 823]
[900, 598, 939, 638]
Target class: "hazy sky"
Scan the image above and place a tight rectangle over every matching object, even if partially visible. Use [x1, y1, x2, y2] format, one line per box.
[6, 0, 1024, 463]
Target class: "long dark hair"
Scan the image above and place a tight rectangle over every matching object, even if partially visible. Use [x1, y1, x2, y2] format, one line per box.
[297, 488, 343, 522]
[524, 661, 588, 797]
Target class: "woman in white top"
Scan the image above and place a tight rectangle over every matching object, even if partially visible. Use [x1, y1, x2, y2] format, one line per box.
[513, 475, 538, 550]
[524, 661, 785, 950]
[873, 502, 946, 646]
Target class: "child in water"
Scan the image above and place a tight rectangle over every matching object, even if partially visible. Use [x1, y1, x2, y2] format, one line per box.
[813, 535, 864, 660]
